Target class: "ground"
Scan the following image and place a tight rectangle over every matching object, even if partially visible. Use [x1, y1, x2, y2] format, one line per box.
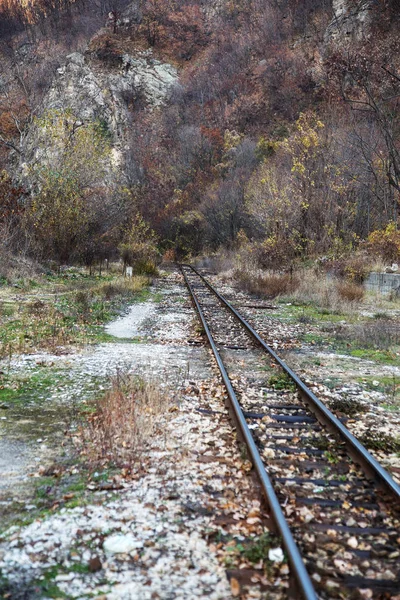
[0, 267, 399, 599]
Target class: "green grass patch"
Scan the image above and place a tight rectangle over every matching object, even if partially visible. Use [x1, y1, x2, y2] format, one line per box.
[0, 367, 81, 408]
[34, 566, 68, 599]
[0, 273, 150, 358]
[357, 375, 400, 398]
[349, 348, 399, 365]
[241, 533, 280, 563]
[268, 371, 296, 391]
[276, 301, 350, 323]
[0, 462, 120, 537]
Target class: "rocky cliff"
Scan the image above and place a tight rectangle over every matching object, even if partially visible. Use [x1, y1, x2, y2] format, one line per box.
[21, 47, 178, 186]
[325, 0, 375, 41]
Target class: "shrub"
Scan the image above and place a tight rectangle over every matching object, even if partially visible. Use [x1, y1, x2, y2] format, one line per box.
[119, 214, 159, 274]
[162, 248, 176, 263]
[234, 269, 299, 298]
[343, 255, 371, 283]
[336, 281, 364, 302]
[365, 222, 400, 263]
[253, 236, 298, 271]
[89, 33, 123, 67]
[78, 374, 169, 466]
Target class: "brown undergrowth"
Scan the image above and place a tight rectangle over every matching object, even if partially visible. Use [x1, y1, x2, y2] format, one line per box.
[336, 281, 365, 303]
[234, 270, 300, 298]
[78, 373, 171, 466]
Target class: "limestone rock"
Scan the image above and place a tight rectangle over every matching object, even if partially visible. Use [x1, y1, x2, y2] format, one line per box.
[325, 0, 374, 42]
[103, 534, 143, 555]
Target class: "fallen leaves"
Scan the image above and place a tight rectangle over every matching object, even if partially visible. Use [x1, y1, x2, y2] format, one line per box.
[230, 577, 240, 596]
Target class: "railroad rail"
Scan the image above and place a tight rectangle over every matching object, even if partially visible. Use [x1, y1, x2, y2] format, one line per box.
[181, 264, 400, 600]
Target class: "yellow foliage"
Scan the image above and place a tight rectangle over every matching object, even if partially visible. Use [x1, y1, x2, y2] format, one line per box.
[223, 129, 243, 152]
[365, 222, 400, 262]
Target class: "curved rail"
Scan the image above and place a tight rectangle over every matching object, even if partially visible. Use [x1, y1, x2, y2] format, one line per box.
[181, 266, 318, 600]
[183, 264, 400, 502]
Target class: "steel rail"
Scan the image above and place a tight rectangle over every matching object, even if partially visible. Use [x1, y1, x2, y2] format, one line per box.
[180, 266, 318, 600]
[183, 264, 400, 501]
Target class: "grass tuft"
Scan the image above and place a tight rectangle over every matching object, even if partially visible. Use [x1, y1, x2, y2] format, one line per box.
[78, 373, 169, 466]
[234, 270, 299, 298]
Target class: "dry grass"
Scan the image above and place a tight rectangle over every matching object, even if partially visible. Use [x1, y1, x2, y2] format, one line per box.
[94, 275, 149, 299]
[336, 281, 365, 302]
[0, 274, 149, 358]
[0, 248, 42, 282]
[78, 374, 170, 466]
[286, 270, 363, 312]
[195, 249, 239, 274]
[335, 320, 400, 351]
[234, 269, 300, 298]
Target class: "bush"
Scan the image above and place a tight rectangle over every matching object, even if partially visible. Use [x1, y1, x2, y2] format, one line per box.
[235, 269, 299, 298]
[78, 374, 169, 466]
[365, 222, 400, 263]
[336, 281, 364, 302]
[89, 33, 123, 67]
[253, 236, 298, 271]
[119, 214, 159, 274]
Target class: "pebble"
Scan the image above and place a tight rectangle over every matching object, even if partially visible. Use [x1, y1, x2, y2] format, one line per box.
[103, 535, 144, 555]
[347, 536, 358, 549]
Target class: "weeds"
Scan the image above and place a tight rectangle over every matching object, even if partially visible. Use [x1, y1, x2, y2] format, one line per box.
[78, 373, 170, 466]
[336, 281, 365, 302]
[234, 269, 299, 298]
[304, 435, 337, 451]
[0, 274, 149, 358]
[327, 397, 367, 417]
[324, 450, 340, 464]
[242, 533, 278, 563]
[268, 371, 296, 391]
[334, 321, 400, 352]
[358, 431, 400, 453]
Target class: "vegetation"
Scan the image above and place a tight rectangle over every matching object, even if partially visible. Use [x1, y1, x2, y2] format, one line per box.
[0, 0, 399, 272]
[77, 372, 170, 466]
[0, 270, 149, 358]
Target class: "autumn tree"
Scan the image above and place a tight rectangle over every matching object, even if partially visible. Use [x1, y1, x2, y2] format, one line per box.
[119, 213, 159, 273]
[27, 109, 112, 264]
[245, 112, 359, 262]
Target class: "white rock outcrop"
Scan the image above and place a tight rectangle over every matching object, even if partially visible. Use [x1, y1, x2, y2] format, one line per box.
[21, 49, 178, 183]
[325, 0, 374, 42]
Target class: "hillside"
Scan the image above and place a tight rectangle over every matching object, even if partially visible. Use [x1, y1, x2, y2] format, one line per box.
[0, 0, 399, 272]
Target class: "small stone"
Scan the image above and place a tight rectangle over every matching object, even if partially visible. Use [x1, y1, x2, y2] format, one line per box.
[359, 590, 373, 599]
[326, 580, 340, 589]
[103, 534, 143, 555]
[263, 448, 275, 459]
[382, 569, 396, 580]
[280, 564, 289, 575]
[347, 536, 358, 549]
[268, 547, 284, 563]
[230, 577, 240, 597]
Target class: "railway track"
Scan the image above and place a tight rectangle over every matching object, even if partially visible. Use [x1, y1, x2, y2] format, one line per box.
[181, 264, 400, 600]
